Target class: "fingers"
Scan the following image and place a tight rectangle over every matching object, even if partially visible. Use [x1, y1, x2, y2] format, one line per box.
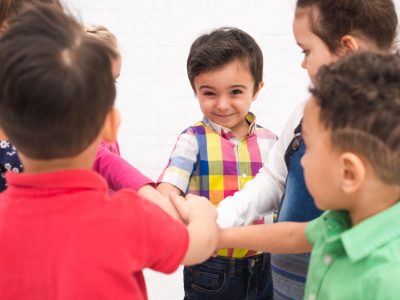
[169, 193, 189, 222]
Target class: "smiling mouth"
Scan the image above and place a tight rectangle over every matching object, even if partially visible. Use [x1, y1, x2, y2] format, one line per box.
[214, 113, 235, 118]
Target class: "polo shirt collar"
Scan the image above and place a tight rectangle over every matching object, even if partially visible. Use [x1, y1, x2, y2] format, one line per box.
[5, 169, 108, 194]
[340, 201, 400, 262]
[202, 112, 257, 138]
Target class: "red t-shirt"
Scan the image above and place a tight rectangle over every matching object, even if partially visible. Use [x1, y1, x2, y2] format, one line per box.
[0, 169, 188, 300]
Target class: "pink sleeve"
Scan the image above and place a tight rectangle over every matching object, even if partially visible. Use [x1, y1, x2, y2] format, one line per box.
[93, 143, 155, 191]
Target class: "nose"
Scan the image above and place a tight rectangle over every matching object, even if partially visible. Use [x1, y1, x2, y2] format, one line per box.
[216, 96, 230, 111]
[301, 57, 307, 69]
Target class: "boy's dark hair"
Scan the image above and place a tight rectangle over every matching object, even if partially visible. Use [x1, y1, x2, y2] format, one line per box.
[0, 0, 61, 26]
[0, 4, 117, 159]
[311, 52, 400, 185]
[187, 27, 263, 94]
[296, 0, 398, 53]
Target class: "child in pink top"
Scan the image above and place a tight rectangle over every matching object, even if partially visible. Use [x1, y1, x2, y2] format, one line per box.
[86, 25, 153, 191]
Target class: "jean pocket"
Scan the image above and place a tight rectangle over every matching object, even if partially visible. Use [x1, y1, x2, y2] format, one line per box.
[188, 264, 229, 294]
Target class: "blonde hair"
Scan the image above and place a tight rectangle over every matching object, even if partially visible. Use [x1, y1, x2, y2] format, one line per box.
[85, 25, 119, 57]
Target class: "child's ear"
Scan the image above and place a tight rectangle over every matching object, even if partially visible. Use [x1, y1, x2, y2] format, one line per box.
[338, 35, 360, 56]
[0, 128, 8, 140]
[252, 81, 264, 101]
[101, 107, 120, 144]
[0, 22, 8, 34]
[339, 152, 366, 194]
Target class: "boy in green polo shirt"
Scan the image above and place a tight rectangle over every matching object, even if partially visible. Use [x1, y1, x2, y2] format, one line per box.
[182, 52, 400, 299]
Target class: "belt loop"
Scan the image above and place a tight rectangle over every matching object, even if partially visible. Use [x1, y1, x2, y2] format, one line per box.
[230, 259, 235, 277]
[261, 253, 267, 270]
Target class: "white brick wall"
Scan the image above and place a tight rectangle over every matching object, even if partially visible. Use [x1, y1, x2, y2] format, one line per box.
[63, 1, 400, 298]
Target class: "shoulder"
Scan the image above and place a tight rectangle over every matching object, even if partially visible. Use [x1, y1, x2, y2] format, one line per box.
[253, 125, 277, 140]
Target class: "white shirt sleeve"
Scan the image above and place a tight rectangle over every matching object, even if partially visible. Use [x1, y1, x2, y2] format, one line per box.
[217, 102, 305, 227]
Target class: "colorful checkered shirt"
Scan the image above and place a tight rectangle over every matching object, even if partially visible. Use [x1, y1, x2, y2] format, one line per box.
[158, 113, 277, 257]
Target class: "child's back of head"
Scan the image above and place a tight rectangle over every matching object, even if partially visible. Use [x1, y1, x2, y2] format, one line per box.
[0, 0, 61, 29]
[187, 27, 263, 94]
[311, 52, 400, 185]
[0, 3, 117, 159]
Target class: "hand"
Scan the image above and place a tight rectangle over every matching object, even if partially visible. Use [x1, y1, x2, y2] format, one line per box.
[169, 193, 217, 224]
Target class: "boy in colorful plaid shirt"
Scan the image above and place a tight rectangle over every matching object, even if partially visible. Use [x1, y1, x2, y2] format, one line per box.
[158, 27, 277, 300]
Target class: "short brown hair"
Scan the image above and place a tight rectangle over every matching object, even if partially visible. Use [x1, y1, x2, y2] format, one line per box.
[187, 27, 263, 94]
[0, 0, 61, 27]
[311, 52, 400, 185]
[0, 4, 117, 159]
[296, 0, 398, 53]
[85, 24, 119, 58]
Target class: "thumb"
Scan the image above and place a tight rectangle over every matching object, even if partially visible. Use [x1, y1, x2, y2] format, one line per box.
[169, 193, 189, 222]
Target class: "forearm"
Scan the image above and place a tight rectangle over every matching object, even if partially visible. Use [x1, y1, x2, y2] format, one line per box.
[217, 168, 284, 227]
[138, 185, 180, 220]
[218, 222, 311, 254]
[181, 219, 218, 266]
[157, 182, 182, 197]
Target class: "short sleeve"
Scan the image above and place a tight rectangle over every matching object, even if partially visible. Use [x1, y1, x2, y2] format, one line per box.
[157, 128, 198, 193]
[305, 215, 324, 246]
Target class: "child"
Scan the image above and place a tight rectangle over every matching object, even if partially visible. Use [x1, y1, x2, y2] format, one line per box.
[0, 4, 218, 300]
[0, 0, 62, 191]
[158, 27, 277, 299]
[213, 51, 400, 299]
[85, 24, 179, 218]
[0, 3, 175, 217]
[215, 1, 398, 298]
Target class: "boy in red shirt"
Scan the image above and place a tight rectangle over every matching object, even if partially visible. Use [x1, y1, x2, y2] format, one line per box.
[0, 4, 218, 300]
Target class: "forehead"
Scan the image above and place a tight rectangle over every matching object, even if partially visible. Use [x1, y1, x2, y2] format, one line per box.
[194, 59, 254, 85]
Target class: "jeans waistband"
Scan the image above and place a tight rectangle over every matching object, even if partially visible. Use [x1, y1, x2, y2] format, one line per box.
[201, 253, 269, 276]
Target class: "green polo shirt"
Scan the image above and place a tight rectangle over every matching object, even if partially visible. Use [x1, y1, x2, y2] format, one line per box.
[304, 202, 400, 300]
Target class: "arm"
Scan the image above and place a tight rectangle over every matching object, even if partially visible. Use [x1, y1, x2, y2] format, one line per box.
[93, 143, 154, 191]
[170, 194, 218, 266]
[157, 129, 198, 196]
[217, 103, 305, 227]
[93, 144, 180, 219]
[157, 182, 182, 197]
[137, 185, 180, 220]
[218, 222, 312, 254]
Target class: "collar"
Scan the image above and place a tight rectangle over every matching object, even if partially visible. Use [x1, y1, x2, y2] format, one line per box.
[340, 202, 400, 262]
[202, 112, 257, 138]
[5, 169, 108, 195]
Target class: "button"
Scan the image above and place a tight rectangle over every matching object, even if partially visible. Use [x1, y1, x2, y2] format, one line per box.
[324, 255, 333, 264]
[223, 129, 229, 134]
[308, 294, 316, 300]
[242, 173, 247, 178]
[250, 260, 255, 267]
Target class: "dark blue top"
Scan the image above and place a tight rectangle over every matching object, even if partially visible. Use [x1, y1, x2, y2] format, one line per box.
[0, 141, 23, 192]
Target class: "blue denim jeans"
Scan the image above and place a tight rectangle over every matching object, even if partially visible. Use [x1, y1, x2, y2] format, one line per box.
[183, 253, 273, 300]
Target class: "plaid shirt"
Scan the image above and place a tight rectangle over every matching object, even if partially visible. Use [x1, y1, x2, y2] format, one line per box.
[158, 113, 277, 257]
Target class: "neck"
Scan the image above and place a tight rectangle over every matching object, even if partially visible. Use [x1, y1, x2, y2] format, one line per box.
[348, 178, 400, 226]
[18, 138, 99, 174]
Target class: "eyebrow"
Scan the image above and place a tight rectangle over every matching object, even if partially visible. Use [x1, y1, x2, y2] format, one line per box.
[198, 84, 248, 90]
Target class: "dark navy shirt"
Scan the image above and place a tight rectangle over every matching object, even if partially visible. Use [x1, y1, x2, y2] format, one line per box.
[0, 140, 23, 192]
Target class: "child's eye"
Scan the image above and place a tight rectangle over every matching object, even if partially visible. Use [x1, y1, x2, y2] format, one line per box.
[231, 89, 243, 95]
[203, 91, 215, 96]
[301, 49, 310, 56]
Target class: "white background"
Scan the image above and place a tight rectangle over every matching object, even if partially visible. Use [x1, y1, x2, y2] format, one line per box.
[64, 1, 400, 298]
